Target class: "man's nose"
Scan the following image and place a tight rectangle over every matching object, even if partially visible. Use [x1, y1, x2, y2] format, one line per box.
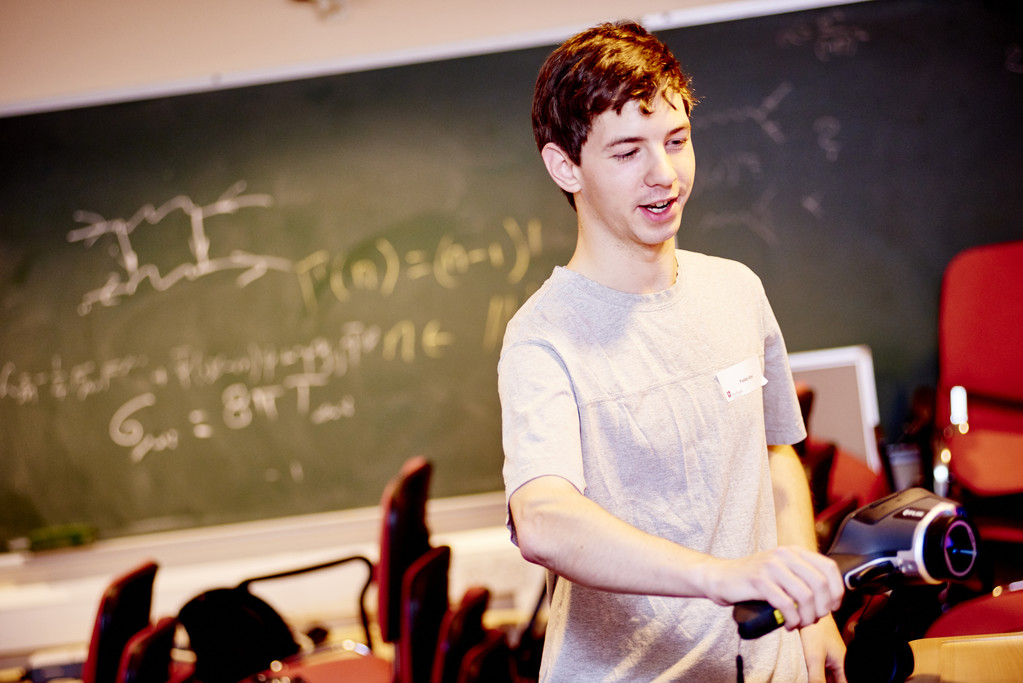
[646, 148, 678, 187]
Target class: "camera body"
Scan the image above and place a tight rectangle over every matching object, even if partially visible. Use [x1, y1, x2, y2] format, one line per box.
[827, 487, 978, 592]
[734, 488, 979, 640]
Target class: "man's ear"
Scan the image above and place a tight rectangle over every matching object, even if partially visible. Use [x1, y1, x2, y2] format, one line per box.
[540, 142, 581, 195]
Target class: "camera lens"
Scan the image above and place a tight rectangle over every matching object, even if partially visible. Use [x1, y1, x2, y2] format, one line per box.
[944, 519, 978, 577]
[923, 515, 978, 580]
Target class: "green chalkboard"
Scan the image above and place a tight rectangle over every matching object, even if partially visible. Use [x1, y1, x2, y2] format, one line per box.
[0, 45, 576, 542]
[2, 0, 1021, 543]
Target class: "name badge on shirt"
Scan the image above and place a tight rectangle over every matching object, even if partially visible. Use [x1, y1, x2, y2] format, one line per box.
[716, 356, 767, 402]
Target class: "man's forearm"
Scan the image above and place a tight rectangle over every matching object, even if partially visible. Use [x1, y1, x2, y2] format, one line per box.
[509, 474, 718, 597]
[510, 472, 843, 622]
[769, 443, 819, 552]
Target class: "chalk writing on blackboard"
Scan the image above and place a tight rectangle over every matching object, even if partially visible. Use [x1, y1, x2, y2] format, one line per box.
[0, 354, 146, 404]
[776, 10, 870, 62]
[694, 187, 778, 245]
[1007, 44, 1023, 74]
[694, 152, 764, 195]
[814, 116, 841, 162]
[68, 182, 280, 315]
[109, 392, 178, 462]
[0, 324, 381, 462]
[6, 180, 548, 466]
[801, 193, 826, 220]
[294, 216, 541, 314]
[68, 183, 543, 317]
[694, 83, 794, 144]
[4, 310, 479, 462]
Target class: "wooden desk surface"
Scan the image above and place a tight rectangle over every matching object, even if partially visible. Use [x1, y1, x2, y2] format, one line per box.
[909, 632, 1023, 682]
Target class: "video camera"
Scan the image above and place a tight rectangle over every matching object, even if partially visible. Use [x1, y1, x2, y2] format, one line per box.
[734, 488, 979, 639]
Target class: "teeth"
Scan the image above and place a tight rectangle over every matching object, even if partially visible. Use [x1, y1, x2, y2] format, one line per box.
[646, 200, 671, 213]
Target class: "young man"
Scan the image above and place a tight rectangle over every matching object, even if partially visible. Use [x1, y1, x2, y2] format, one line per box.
[499, 22, 847, 682]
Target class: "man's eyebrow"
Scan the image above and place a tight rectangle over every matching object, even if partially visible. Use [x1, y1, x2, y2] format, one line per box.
[603, 136, 645, 150]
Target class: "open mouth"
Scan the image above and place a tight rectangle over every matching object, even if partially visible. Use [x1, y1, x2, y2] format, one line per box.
[643, 198, 676, 214]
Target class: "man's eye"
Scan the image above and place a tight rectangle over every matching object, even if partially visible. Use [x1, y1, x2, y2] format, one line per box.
[614, 149, 638, 160]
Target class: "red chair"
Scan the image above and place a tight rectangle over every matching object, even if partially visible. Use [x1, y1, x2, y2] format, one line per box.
[938, 240, 1023, 435]
[377, 455, 434, 645]
[431, 587, 490, 683]
[397, 545, 451, 683]
[924, 583, 1023, 638]
[82, 560, 159, 683]
[431, 585, 521, 683]
[116, 616, 179, 683]
[456, 630, 516, 683]
[936, 240, 1023, 549]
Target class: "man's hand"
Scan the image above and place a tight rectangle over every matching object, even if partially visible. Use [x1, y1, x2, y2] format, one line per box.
[800, 614, 848, 683]
[702, 545, 844, 630]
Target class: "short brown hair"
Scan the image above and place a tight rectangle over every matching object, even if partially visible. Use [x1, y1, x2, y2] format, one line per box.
[532, 21, 696, 171]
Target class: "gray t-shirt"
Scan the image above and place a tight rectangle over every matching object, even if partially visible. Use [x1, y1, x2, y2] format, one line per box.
[499, 250, 808, 682]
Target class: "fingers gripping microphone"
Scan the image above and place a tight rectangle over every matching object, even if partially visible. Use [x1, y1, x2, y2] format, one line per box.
[734, 488, 979, 639]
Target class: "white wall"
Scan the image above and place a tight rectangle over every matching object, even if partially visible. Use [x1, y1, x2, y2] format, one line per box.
[0, 0, 852, 116]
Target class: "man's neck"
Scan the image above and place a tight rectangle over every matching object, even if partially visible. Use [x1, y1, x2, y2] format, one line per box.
[567, 241, 678, 294]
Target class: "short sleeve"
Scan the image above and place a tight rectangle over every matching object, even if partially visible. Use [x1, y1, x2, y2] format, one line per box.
[498, 340, 586, 541]
[759, 291, 806, 446]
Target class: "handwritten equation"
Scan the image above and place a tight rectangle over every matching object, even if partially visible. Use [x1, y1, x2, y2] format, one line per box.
[68, 182, 543, 316]
[0, 182, 548, 464]
[777, 9, 870, 62]
[1, 317, 458, 462]
[109, 379, 358, 464]
[294, 217, 541, 314]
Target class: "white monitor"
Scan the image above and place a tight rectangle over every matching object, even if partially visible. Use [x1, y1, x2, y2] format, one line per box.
[788, 344, 881, 472]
